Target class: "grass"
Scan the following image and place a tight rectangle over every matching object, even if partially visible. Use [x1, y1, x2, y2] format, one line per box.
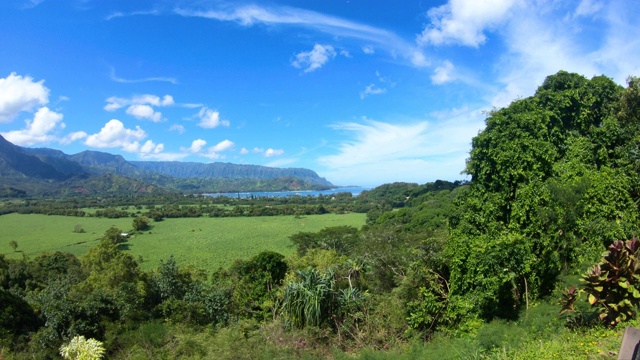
[0, 213, 134, 258]
[0, 213, 366, 270]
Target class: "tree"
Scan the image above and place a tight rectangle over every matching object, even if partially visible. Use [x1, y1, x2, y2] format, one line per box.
[289, 226, 359, 256]
[9, 240, 18, 252]
[102, 227, 125, 244]
[132, 216, 150, 231]
[73, 224, 85, 233]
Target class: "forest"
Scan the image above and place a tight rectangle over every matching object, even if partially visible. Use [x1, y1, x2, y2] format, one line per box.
[1, 71, 640, 359]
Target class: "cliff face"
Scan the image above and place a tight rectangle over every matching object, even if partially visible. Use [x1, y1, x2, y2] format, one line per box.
[131, 161, 332, 187]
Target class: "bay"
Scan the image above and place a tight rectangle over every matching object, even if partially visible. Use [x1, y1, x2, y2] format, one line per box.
[203, 186, 369, 199]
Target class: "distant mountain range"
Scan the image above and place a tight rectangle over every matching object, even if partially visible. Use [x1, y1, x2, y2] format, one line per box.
[0, 135, 334, 197]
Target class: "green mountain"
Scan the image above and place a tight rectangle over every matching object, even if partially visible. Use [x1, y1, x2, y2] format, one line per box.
[131, 160, 332, 188]
[0, 136, 75, 180]
[0, 135, 335, 196]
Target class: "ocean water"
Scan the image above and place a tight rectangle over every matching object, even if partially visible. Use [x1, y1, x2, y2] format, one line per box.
[203, 187, 369, 199]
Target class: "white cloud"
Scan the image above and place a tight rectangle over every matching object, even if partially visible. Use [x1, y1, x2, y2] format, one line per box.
[264, 148, 284, 157]
[203, 140, 235, 159]
[197, 107, 230, 128]
[169, 124, 186, 134]
[60, 131, 88, 145]
[362, 45, 375, 54]
[84, 119, 148, 152]
[176, 4, 427, 68]
[292, 44, 337, 73]
[265, 157, 297, 167]
[240, 147, 249, 154]
[317, 114, 484, 187]
[410, 50, 430, 67]
[250, 147, 284, 157]
[210, 139, 234, 152]
[575, 0, 604, 17]
[140, 140, 163, 154]
[1, 107, 64, 145]
[109, 67, 178, 84]
[359, 84, 387, 99]
[126, 104, 163, 122]
[183, 139, 207, 153]
[418, 0, 518, 47]
[141, 152, 188, 161]
[202, 152, 223, 160]
[487, 2, 629, 108]
[0, 73, 49, 123]
[104, 94, 174, 112]
[431, 60, 455, 84]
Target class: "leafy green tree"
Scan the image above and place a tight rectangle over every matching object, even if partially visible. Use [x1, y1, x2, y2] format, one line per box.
[154, 255, 185, 301]
[446, 71, 640, 325]
[133, 216, 150, 231]
[0, 289, 41, 348]
[9, 240, 18, 252]
[228, 251, 288, 319]
[290, 226, 359, 256]
[102, 226, 125, 245]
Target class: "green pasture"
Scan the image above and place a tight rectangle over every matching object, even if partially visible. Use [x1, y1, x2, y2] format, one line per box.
[0, 213, 366, 270]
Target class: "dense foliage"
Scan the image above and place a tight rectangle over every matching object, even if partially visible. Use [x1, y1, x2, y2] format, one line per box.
[1, 71, 640, 359]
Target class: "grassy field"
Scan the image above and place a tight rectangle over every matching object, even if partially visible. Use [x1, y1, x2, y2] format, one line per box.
[0, 213, 366, 270]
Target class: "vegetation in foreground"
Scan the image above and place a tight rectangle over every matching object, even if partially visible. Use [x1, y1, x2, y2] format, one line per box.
[1, 71, 640, 359]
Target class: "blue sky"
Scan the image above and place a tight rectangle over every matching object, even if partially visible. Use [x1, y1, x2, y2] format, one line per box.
[0, 0, 638, 187]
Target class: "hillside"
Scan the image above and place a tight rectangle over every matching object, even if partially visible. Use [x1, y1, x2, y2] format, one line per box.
[0, 136, 335, 196]
[132, 160, 331, 187]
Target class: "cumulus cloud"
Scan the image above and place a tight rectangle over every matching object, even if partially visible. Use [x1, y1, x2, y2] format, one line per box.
[197, 140, 235, 159]
[104, 94, 174, 112]
[182, 139, 207, 153]
[362, 45, 375, 54]
[250, 147, 284, 157]
[126, 104, 163, 122]
[169, 124, 186, 134]
[1, 107, 64, 145]
[0, 73, 50, 123]
[359, 84, 387, 99]
[60, 131, 88, 145]
[84, 119, 153, 154]
[197, 107, 230, 129]
[210, 139, 234, 152]
[431, 60, 455, 84]
[240, 147, 249, 154]
[417, 0, 518, 47]
[140, 140, 164, 154]
[292, 44, 337, 73]
[264, 148, 284, 157]
[414, 1, 639, 109]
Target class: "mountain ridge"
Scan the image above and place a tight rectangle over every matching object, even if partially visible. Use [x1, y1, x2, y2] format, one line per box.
[0, 135, 334, 196]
